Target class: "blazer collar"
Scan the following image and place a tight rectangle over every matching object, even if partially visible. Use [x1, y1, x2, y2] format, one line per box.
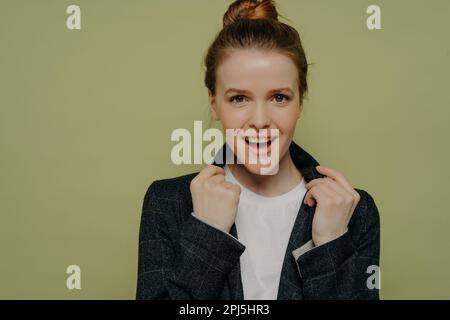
[211, 141, 326, 299]
[211, 141, 325, 183]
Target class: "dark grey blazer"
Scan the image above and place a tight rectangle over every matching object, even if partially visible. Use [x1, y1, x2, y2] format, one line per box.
[136, 141, 380, 300]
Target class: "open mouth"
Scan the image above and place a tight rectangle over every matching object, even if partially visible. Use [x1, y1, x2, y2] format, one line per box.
[242, 135, 278, 155]
[244, 137, 272, 149]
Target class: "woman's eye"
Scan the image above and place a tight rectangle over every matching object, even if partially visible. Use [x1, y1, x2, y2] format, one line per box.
[273, 94, 290, 103]
[229, 94, 290, 105]
[230, 95, 247, 104]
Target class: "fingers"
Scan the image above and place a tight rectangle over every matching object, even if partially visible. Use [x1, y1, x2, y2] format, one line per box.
[304, 178, 360, 221]
[313, 165, 361, 207]
[303, 186, 316, 206]
[200, 168, 241, 194]
[196, 165, 225, 182]
[306, 178, 348, 200]
[209, 174, 225, 184]
[316, 165, 354, 193]
[304, 181, 334, 206]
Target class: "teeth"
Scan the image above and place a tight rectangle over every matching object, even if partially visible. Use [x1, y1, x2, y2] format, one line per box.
[245, 137, 271, 144]
[245, 138, 271, 147]
[247, 139, 270, 144]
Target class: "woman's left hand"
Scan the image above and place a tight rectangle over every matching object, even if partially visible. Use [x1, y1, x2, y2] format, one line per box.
[303, 165, 361, 247]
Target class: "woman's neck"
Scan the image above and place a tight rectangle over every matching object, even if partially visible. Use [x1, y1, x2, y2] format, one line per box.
[228, 152, 303, 197]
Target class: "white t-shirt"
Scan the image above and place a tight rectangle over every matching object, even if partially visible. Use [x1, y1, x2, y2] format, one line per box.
[223, 164, 308, 300]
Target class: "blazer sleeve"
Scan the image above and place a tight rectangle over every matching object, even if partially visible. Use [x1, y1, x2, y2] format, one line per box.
[293, 189, 380, 300]
[136, 181, 246, 300]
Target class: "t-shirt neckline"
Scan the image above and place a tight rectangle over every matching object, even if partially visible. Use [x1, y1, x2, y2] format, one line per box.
[223, 164, 305, 205]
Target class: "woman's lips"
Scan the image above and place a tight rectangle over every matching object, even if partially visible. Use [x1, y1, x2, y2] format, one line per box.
[243, 136, 277, 155]
[231, 129, 280, 164]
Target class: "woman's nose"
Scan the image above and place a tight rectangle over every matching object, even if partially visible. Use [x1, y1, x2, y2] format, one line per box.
[249, 103, 271, 129]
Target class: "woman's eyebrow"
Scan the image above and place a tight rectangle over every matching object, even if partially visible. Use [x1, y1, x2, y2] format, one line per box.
[224, 87, 294, 95]
[224, 88, 251, 95]
[267, 87, 294, 95]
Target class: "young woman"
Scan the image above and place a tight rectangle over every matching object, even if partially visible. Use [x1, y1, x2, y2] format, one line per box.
[136, 0, 380, 300]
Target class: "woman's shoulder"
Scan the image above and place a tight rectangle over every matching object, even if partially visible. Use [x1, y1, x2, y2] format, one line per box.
[142, 171, 198, 205]
[138, 172, 200, 244]
[354, 188, 378, 210]
[349, 188, 380, 237]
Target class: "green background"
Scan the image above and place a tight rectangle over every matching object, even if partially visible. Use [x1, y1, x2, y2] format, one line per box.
[1, 0, 449, 299]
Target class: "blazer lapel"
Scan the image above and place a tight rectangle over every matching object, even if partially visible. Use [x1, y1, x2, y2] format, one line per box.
[277, 144, 327, 299]
[211, 141, 325, 300]
[211, 143, 244, 299]
[227, 223, 244, 300]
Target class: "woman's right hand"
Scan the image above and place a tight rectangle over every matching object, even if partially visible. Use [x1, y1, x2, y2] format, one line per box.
[190, 165, 241, 234]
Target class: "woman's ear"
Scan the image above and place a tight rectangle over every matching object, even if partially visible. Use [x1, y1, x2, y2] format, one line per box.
[298, 99, 304, 119]
[208, 90, 220, 120]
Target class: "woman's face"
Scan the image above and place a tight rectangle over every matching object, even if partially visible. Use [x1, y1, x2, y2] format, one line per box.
[209, 49, 303, 175]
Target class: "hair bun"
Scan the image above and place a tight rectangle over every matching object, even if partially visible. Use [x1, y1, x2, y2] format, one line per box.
[223, 0, 279, 27]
